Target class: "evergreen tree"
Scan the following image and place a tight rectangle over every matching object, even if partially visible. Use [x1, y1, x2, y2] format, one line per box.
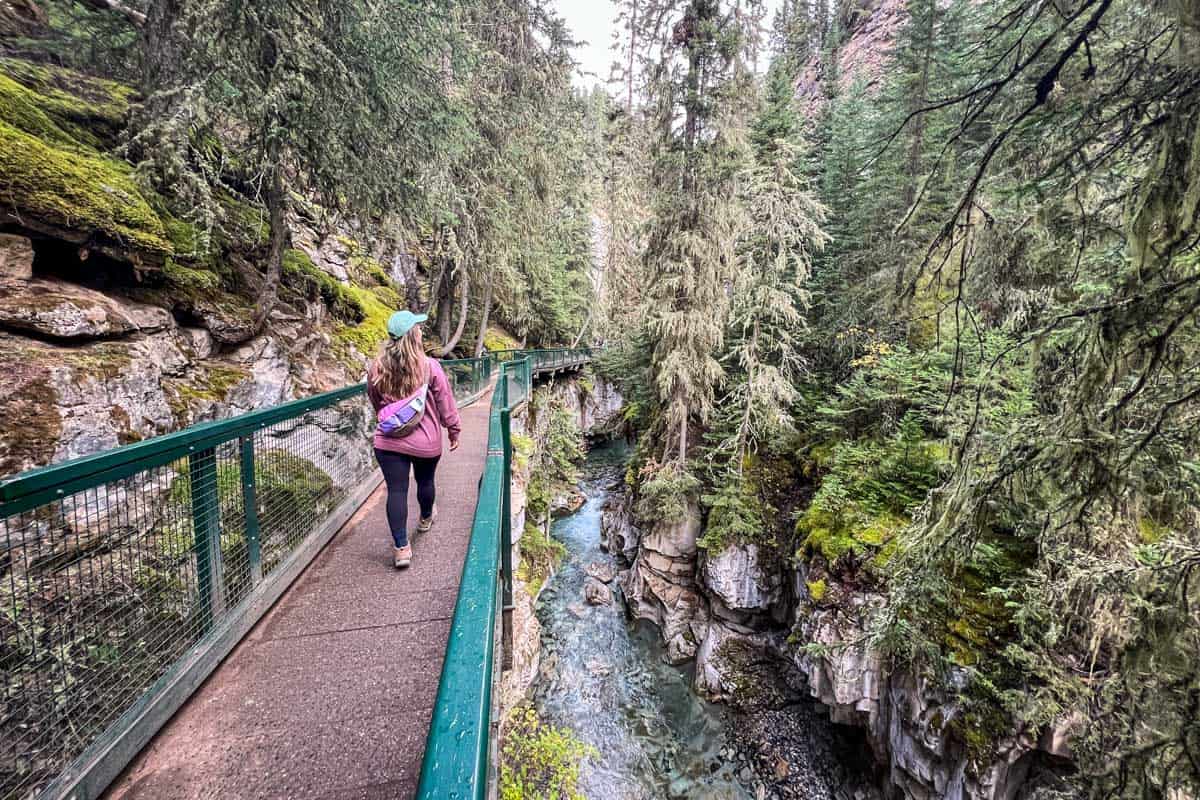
[129, 0, 459, 330]
[703, 59, 827, 548]
[637, 0, 754, 477]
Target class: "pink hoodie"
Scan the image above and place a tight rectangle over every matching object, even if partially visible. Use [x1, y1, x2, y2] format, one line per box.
[367, 357, 462, 458]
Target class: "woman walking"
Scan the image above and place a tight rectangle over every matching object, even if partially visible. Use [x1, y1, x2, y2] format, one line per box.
[367, 310, 462, 569]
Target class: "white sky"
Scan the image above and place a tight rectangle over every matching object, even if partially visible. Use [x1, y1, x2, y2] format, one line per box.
[554, 0, 785, 90]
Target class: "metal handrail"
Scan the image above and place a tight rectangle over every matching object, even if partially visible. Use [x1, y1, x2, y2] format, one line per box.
[0, 354, 494, 800]
[0, 345, 589, 800]
[415, 347, 593, 800]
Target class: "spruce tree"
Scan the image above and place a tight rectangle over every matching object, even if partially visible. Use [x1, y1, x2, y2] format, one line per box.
[703, 59, 827, 548]
[637, 0, 754, 478]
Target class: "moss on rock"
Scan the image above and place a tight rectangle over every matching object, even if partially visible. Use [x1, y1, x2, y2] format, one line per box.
[282, 249, 364, 323]
[795, 503, 906, 568]
[483, 326, 522, 352]
[0, 58, 133, 145]
[163, 258, 221, 291]
[0, 71, 76, 145]
[332, 284, 402, 362]
[516, 521, 566, 598]
[64, 342, 132, 382]
[165, 365, 249, 422]
[0, 374, 61, 475]
[0, 118, 171, 255]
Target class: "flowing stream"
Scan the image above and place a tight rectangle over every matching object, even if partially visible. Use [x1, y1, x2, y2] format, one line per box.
[528, 442, 751, 799]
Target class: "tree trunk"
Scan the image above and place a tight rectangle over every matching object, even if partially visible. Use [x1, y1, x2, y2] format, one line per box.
[903, 2, 935, 210]
[436, 265, 453, 344]
[252, 165, 288, 332]
[140, 0, 181, 95]
[897, 1, 936, 301]
[439, 272, 470, 356]
[571, 308, 592, 349]
[473, 266, 495, 357]
[677, 407, 689, 464]
[626, 0, 638, 113]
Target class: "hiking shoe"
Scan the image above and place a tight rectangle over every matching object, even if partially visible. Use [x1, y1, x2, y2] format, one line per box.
[417, 505, 438, 534]
[393, 544, 413, 569]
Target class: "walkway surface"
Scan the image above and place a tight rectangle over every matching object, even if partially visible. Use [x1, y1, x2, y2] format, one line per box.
[105, 389, 493, 800]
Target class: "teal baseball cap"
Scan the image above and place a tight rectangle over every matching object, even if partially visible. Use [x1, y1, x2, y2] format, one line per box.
[387, 310, 427, 339]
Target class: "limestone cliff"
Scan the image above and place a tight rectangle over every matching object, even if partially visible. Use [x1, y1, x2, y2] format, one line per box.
[794, 0, 909, 119]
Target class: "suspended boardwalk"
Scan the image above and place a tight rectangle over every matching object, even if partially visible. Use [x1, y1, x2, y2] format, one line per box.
[105, 391, 493, 800]
[1, 349, 591, 800]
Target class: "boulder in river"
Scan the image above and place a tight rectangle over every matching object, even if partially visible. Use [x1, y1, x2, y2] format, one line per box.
[585, 561, 618, 583]
[583, 576, 612, 605]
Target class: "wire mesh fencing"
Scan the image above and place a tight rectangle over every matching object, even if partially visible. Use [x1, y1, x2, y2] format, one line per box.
[0, 391, 376, 800]
[0, 350, 570, 800]
[441, 357, 491, 402]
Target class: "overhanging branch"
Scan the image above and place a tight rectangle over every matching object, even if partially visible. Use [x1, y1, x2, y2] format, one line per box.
[77, 0, 146, 27]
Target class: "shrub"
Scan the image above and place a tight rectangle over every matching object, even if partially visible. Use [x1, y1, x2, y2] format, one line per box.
[500, 707, 594, 800]
[516, 522, 566, 597]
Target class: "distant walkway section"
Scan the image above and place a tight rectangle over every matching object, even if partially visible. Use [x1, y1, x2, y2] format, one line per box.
[106, 390, 493, 800]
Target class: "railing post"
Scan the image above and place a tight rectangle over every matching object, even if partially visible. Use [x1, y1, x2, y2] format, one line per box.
[188, 446, 225, 631]
[500, 405, 514, 671]
[239, 435, 263, 585]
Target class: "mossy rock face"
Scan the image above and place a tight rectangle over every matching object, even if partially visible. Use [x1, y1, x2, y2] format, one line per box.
[0, 338, 61, 475]
[795, 503, 906, 570]
[0, 59, 133, 148]
[0, 58, 170, 260]
[162, 259, 220, 292]
[164, 365, 250, 423]
[516, 521, 566, 597]
[483, 326, 521, 352]
[940, 535, 1033, 668]
[282, 249, 364, 324]
[0, 119, 171, 256]
[332, 284, 404, 365]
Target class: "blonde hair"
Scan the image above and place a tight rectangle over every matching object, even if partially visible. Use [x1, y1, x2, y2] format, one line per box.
[371, 327, 428, 399]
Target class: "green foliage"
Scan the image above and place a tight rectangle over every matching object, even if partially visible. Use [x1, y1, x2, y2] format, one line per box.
[634, 460, 700, 525]
[806, 413, 948, 523]
[525, 392, 586, 521]
[281, 249, 365, 324]
[516, 522, 566, 598]
[500, 706, 594, 800]
[511, 432, 535, 473]
[699, 477, 767, 551]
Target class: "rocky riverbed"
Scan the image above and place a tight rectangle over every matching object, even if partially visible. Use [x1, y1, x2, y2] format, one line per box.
[526, 443, 865, 800]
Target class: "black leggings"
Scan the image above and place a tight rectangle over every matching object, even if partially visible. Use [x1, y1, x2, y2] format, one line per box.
[374, 449, 440, 548]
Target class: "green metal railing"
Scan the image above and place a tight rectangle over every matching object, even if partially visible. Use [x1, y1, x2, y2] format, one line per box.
[415, 346, 592, 800]
[0, 357, 495, 800]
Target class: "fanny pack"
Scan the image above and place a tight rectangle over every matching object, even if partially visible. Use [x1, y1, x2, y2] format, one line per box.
[376, 382, 429, 438]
